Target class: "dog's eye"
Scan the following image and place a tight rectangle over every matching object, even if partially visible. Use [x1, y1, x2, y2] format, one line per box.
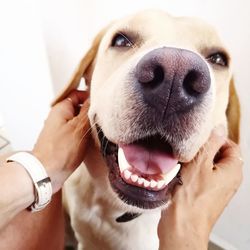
[207, 52, 228, 67]
[111, 33, 133, 48]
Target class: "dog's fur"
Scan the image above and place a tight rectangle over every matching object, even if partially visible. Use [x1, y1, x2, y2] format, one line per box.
[54, 10, 240, 250]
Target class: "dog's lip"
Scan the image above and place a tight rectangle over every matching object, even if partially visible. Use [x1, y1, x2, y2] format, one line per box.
[96, 125, 181, 209]
[107, 153, 176, 209]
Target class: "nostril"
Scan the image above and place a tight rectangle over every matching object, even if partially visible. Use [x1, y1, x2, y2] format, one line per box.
[183, 70, 210, 96]
[138, 65, 165, 88]
[183, 70, 200, 96]
[152, 65, 165, 85]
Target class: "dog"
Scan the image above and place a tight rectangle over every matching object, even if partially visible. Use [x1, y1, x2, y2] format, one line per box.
[53, 10, 240, 250]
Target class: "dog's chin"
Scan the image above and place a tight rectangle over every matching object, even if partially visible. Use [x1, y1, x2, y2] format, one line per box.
[96, 125, 182, 210]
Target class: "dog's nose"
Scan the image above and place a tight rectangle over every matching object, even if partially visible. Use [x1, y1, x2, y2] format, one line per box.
[135, 47, 211, 114]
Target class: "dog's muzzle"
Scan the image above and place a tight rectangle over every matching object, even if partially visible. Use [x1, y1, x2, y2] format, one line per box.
[95, 47, 211, 210]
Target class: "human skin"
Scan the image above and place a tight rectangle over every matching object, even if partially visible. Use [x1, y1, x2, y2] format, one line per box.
[0, 91, 243, 250]
[0, 90, 90, 230]
[158, 127, 243, 250]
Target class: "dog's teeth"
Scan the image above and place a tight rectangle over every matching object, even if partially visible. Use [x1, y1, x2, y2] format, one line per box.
[150, 180, 157, 188]
[131, 174, 138, 183]
[163, 164, 181, 185]
[118, 147, 131, 172]
[138, 178, 144, 185]
[120, 151, 181, 191]
[143, 180, 150, 188]
[124, 169, 132, 180]
[157, 180, 165, 189]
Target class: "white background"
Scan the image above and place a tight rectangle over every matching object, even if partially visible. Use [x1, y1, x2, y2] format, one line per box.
[0, 0, 249, 249]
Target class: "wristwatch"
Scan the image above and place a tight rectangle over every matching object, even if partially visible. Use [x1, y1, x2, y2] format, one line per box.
[7, 152, 53, 212]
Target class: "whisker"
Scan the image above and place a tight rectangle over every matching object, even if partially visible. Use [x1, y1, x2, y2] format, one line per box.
[104, 138, 109, 154]
[78, 121, 98, 145]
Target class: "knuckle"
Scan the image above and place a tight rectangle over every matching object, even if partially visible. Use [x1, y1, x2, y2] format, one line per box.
[233, 167, 243, 188]
[234, 144, 241, 154]
[238, 165, 243, 183]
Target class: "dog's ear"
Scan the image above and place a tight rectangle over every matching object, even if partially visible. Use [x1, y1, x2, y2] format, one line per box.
[226, 77, 240, 144]
[52, 27, 108, 106]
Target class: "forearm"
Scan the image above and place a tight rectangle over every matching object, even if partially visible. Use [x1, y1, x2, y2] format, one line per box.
[0, 156, 34, 229]
[0, 153, 65, 249]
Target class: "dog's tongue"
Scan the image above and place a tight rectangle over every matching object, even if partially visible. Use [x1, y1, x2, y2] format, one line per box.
[120, 144, 178, 175]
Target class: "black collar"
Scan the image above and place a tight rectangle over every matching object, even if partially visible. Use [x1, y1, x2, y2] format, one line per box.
[116, 212, 142, 223]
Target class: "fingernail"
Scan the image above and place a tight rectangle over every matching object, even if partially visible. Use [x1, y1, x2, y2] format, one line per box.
[213, 125, 226, 137]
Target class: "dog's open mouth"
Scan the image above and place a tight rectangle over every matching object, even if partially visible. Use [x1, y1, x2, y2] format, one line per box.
[97, 126, 181, 209]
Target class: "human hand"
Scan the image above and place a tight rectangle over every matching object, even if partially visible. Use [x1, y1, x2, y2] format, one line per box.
[32, 90, 90, 193]
[158, 126, 243, 250]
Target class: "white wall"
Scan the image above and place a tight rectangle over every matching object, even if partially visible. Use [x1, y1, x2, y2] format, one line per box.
[0, 0, 249, 248]
[0, 0, 54, 150]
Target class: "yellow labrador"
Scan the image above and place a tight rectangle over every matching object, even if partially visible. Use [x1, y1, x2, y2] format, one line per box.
[54, 10, 240, 250]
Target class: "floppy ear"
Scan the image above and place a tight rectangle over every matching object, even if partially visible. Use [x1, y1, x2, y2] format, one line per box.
[226, 77, 240, 144]
[52, 27, 108, 106]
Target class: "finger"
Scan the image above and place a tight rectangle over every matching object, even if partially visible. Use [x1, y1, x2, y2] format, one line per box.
[75, 99, 91, 134]
[198, 125, 227, 163]
[67, 90, 89, 117]
[54, 90, 89, 121]
[74, 99, 91, 150]
[216, 139, 243, 168]
[214, 139, 243, 189]
[66, 90, 89, 107]
[77, 98, 90, 118]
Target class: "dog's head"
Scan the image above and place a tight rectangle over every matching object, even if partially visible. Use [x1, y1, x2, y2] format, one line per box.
[54, 10, 240, 211]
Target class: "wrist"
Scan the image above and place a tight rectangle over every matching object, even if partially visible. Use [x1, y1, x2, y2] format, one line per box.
[6, 152, 53, 212]
[159, 224, 209, 250]
[159, 205, 209, 250]
[9, 162, 35, 208]
[31, 150, 65, 194]
[174, 223, 209, 250]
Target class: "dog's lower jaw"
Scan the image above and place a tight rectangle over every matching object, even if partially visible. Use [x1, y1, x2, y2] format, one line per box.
[80, 136, 166, 213]
[64, 163, 161, 250]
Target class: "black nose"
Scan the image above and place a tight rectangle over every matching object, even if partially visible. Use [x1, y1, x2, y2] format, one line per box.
[135, 47, 211, 114]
